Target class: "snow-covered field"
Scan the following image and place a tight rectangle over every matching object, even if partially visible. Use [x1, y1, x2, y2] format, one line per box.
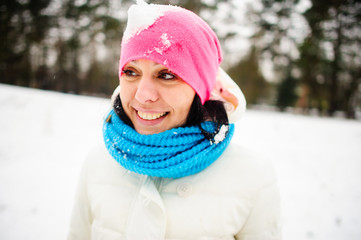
[0, 83, 360, 240]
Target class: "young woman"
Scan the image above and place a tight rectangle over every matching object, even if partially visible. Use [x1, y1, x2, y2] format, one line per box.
[68, 1, 281, 239]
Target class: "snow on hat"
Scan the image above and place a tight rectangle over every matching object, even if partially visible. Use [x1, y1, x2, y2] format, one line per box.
[119, 0, 223, 104]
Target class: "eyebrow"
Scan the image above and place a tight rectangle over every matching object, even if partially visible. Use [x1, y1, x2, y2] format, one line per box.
[131, 60, 162, 66]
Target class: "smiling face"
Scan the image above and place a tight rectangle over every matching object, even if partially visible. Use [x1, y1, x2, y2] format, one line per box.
[119, 59, 196, 135]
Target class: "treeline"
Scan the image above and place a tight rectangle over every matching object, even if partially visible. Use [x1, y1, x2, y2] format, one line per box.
[1, 0, 360, 118]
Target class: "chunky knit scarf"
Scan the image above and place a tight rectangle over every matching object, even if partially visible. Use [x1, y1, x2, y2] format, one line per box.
[103, 109, 234, 178]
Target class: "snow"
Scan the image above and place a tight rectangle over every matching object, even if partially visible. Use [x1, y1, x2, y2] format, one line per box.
[213, 125, 228, 144]
[123, 0, 180, 43]
[154, 33, 171, 55]
[1, 83, 361, 239]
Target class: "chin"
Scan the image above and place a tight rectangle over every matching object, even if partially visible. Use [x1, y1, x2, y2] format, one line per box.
[136, 128, 162, 135]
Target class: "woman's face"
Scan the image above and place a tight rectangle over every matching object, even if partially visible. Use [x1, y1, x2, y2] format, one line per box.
[120, 59, 196, 135]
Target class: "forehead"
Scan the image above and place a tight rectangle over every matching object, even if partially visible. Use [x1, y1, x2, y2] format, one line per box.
[128, 59, 163, 67]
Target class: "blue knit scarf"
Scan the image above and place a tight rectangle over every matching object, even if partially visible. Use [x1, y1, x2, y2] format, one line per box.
[103, 109, 234, 178]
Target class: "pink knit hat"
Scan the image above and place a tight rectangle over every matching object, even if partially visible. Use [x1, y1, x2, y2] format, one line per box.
[119, 0, 222, 104]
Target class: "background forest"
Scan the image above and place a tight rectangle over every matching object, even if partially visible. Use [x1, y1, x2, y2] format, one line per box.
[1, 0, 360, 119]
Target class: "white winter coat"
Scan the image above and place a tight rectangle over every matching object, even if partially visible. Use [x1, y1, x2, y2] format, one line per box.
[68, 69, 281, 239]
[67, 141, 281, 240]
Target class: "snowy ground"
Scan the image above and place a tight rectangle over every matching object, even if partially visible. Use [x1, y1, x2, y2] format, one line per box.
[0, 83, 360, 240]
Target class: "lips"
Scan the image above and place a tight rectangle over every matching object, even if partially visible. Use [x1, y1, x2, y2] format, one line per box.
[137, 110, 168, 120]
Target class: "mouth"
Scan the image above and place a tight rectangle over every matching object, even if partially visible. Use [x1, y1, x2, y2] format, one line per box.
[137, 110, 168, 120]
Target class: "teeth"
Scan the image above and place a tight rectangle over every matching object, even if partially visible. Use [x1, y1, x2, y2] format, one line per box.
[137, 111, 167, 120]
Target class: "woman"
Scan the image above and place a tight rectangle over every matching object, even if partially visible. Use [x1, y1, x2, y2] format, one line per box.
[68, 1, 281, 239]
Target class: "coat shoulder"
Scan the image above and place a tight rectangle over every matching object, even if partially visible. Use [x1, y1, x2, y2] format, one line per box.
[194, 141, 278, 197]
[81, 143, 134, 185]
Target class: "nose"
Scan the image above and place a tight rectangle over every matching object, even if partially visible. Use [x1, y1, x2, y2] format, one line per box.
[135, 75, 159, 103]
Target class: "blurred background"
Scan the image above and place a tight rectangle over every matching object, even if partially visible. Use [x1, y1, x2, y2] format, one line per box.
[1, 0, 360, 119]
[1, 1, 361, 239]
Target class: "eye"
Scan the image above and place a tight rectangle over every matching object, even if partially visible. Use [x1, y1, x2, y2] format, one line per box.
[122, 69, 137, 78]
[158, 71, 177, 81]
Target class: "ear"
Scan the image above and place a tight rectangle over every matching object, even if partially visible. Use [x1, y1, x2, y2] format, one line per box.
[210, 67, 247, 123]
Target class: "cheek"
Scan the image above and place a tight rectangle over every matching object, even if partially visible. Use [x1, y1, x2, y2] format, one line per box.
[169, 86, 195, 117]
[119, 79, 135, 97]
[179, 95, 194, 112]
[119, 81, 134, 110]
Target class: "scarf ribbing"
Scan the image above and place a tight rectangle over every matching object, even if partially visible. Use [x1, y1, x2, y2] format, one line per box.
[103, 109, 234, 178]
